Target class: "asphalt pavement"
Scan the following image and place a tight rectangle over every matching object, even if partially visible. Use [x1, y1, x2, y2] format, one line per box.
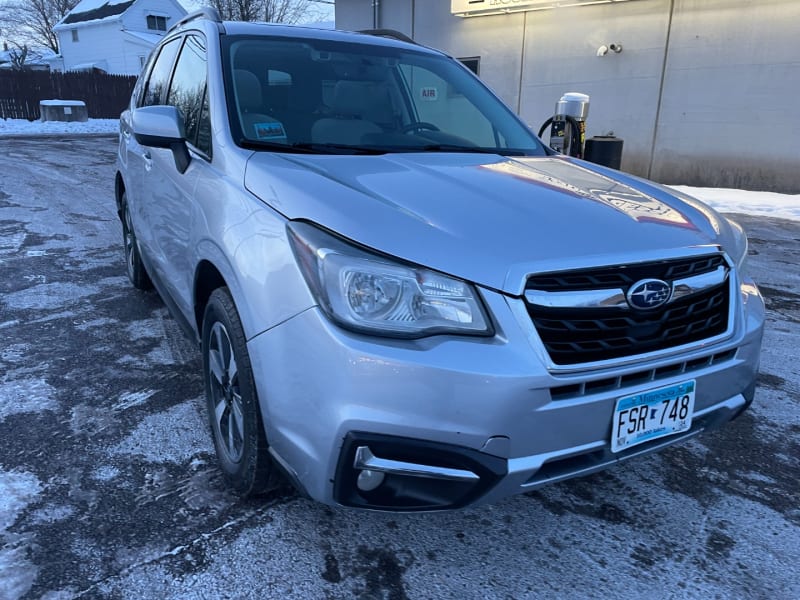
[0, 136, 798, 600]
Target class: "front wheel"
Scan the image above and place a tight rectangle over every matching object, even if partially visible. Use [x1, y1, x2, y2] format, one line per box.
[202, 287, 275, 496]
[121, 192, 152, 290]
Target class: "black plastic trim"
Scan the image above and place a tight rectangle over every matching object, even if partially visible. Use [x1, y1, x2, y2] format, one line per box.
[334, 432, 506, 511]
[358, 29, 417, 45]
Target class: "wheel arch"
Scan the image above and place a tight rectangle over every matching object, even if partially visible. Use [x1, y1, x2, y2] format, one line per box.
[114, 172, 126, 215]
[194, 259, 228, 337]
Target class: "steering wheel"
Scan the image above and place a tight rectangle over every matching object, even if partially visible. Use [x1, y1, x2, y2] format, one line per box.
[400, 122, 440, 134]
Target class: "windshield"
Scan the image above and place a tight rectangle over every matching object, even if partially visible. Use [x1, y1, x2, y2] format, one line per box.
[223, 35, 545, 155]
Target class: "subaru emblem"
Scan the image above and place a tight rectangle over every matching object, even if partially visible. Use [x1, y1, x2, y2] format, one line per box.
[627, 279, 672, 310]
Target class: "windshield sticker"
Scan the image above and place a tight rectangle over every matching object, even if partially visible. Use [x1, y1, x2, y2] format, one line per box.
[253, 121, 287, 141]
[420, 87, 439, 101]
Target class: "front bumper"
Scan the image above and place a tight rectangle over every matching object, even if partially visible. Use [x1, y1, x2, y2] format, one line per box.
[247, 284, 764, 511]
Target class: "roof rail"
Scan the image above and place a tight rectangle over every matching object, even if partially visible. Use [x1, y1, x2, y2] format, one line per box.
[168, 7, 223, 33]
[358, 29, 417, 45]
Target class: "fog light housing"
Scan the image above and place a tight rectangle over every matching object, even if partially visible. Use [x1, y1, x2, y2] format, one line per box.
[334, 432, 507, 511]
[356, 469, 385, 491]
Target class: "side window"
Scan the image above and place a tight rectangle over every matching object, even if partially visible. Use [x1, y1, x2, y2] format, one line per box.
[140, 37, 181, 107]
[267, 70, 292, 86]
[196, 92, 212, 156]
[167, 35, 211, 157]
[399, 64, 497, 147]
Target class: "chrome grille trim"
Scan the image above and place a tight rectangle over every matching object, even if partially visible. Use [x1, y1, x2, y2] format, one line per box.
[671, 266, 728, 302]
[525, 265, 728, 309]
[522, 252, 735, 367]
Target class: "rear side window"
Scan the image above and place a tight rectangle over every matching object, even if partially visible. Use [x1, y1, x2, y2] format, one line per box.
[167, 35, 211, 157]
[140, 37, 181, 107]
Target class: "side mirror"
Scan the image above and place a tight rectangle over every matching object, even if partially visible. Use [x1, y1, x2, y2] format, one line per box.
[132, 105, 191, 174]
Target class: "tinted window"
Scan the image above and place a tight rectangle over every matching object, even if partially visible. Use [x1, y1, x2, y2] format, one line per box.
[399, 64, 497, 147]
[167, 35, 211, 156]
[223, 37, 543, 155]
[196, 90, 212, 156]
[141, 37, 181, 107]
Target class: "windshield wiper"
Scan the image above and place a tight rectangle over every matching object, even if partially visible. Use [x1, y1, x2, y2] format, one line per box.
[239, 139, 386, 155]
[241, 138, 529, 157]
[290, 142, 387, 155]
[417, 144, 528, 156]
[238, 139, 324, 154]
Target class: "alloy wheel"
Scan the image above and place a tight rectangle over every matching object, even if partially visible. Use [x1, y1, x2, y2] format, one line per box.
[207, 321, 245, 463]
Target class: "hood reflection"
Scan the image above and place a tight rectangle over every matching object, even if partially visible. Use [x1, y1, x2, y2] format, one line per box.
[480, 158, 697, 230]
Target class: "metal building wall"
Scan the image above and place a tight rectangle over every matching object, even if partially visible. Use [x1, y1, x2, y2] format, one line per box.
[650, 0, 799, 192]
[335, 0, 799, 193]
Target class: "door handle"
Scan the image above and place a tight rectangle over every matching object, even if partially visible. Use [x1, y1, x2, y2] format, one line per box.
[143, 151, 152, 172]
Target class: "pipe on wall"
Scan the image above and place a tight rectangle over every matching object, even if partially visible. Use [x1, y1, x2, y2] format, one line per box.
[647, 0, 676, 179]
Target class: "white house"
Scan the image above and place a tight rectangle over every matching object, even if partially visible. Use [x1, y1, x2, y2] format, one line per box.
[53, 0, 186, 75]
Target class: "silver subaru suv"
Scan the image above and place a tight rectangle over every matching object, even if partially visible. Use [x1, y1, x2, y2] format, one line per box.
[115, 9, 764, 511]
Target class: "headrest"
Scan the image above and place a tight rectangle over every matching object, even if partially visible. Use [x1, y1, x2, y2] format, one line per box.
[234, 69, 262, 112]
[330, 80, 379, 117]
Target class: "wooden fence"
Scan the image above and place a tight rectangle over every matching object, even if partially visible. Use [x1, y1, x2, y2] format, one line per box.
[0, 70, 136, 121]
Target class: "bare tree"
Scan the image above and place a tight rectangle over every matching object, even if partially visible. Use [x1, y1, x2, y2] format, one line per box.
[0, 0, 79, 53]
[6, 41, 28, 69]
[205, 0, 324, 24]
[4, 41, 49, 69]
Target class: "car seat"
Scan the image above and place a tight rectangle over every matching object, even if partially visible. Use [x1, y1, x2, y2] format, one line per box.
[311, 80, 384, 145]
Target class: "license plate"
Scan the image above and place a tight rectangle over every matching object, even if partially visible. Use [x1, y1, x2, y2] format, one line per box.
[611, 380, 695, 453]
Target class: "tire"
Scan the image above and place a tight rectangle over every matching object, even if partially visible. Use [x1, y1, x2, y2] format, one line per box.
[202, 287, 275, 496]
[121, 192, 153, 290]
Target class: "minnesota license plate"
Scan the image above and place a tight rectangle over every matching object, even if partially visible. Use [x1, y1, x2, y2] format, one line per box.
[611, 380, 695, 453]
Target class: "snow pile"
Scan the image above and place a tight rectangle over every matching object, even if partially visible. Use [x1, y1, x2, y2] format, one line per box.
[66, 0, 132, 15]
[0, 118, 119, 136]
[671, 186, 800, 223]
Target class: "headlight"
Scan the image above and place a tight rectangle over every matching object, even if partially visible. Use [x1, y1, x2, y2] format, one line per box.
[288, 222, 492, 338]
[726, 217, 750, 276]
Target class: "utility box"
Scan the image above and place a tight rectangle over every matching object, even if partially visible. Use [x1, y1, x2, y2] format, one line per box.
[40, 100, 88, 123]
[585, 136, 624, 170]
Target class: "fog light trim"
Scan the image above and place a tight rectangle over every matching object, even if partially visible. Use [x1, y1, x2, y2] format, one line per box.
[335, 432, 507, 511]
[354, 446, 480, 482]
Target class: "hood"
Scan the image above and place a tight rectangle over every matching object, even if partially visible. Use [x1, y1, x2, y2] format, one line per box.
[245, 152, 735, 295]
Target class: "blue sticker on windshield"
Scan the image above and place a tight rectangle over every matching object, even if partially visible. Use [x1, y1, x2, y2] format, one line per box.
[253, 121, 287, 141]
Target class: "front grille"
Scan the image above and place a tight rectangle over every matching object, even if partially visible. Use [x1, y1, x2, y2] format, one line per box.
[549, 349, 737, 400]
[527, 254, 726, 291]
[525, 254, 731, 365]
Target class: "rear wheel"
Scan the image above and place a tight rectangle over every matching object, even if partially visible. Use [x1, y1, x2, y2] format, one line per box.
[202, 287, 275, 496]
[121, 192, 152, 290]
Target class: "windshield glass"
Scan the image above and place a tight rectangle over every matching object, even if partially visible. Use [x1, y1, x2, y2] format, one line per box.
[223, 35, 545, 155]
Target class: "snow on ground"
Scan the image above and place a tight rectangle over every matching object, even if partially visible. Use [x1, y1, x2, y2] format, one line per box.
[0, 118, 118, 136]
[671, 185, 800, 223]
[1, 119, 797, 221]
[0, 469, 43, 599]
